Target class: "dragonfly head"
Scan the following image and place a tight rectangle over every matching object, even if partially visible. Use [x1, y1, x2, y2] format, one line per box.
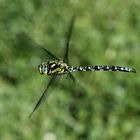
[38, 63, 48, 75]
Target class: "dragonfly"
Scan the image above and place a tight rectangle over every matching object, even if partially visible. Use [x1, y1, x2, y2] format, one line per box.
[29, 15, 136, 117]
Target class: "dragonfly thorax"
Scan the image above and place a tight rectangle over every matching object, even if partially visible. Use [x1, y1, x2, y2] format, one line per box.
[38, 63, 48, 75]
[38, 61, 69, 76]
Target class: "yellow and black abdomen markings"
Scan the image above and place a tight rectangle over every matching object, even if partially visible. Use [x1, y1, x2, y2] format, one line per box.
[68, 65, 136, 73]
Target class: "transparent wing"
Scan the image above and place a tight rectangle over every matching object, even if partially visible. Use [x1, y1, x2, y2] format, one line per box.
[15, 32, 59, 60]
[29, 76, 57, 118]
[63, 15, 76, 84]
[63, 15, 76, 65]
[39, 45, 59, 60]
[67, 71, 76, 83]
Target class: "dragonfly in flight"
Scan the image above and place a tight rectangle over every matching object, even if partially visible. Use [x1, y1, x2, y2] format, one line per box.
[29, 15, 136, 117]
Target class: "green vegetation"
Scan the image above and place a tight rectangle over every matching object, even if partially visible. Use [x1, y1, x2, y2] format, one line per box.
[0, 0, 139, 140]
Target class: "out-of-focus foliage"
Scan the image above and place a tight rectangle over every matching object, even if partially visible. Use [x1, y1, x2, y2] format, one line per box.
[0, 0, 140, 140]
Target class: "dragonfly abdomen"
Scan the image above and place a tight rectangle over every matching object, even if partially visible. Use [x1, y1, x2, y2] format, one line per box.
[68, 65, 136, 73]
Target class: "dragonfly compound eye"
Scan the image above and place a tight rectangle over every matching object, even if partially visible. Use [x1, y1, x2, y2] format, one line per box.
[38, 64, 48, 75]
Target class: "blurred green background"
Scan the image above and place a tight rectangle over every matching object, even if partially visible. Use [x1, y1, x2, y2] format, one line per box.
[0, 0, 140, 140]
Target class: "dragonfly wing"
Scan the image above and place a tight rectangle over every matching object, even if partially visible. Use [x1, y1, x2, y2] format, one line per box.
[29, 76, 57, 118]
[38, 45, 59, 60]
[67, 71, 76, 84]
[63, 15, 76, 64]
[16, 32, 59, 60]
